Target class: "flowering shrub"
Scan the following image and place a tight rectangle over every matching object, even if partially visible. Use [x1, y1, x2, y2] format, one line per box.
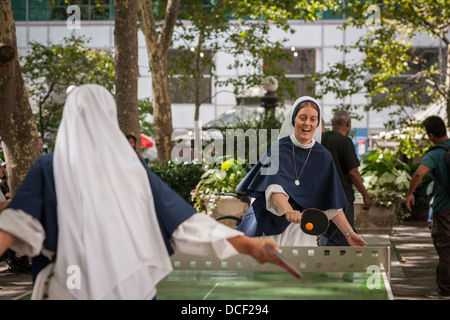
[359, 150, 411, 220]
[191, 157, 249, 215]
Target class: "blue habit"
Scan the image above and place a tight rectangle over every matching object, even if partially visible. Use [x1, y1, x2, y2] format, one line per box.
[237, 136, 348, 236]
[7, 154, 196, 281]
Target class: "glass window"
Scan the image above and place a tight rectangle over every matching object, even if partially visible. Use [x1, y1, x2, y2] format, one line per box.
[29, 0, 48, 7]
[273, 48, 316, 103]
[170, 78, 212, 104]
[320, 9, 344, 20]
[408, 47, 442, 75]
[12, 0, 113, 21]
[168, 48, 213, 104]
[12, 0, 27, 21]
[28, 7, 49, 21]
[371, 48, 443, 106]
[91, 5, 112, 20]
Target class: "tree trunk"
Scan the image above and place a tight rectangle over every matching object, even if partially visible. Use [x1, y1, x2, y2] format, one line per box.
[150, 52, 175, 162]
[446, 43, 450, 128]
[138, 0, 179, 163]
[0, 1, 39, 195]
[114, 0, 141, 152]
[193, 33, 204, 163]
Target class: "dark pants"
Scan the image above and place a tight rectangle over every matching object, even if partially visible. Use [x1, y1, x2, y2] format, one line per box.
[320, 204, 354, 246]
[431, 207, 450, 296]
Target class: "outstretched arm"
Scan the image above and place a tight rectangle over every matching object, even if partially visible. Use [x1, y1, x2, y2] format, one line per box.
[348, 168, 372, 210]
[332, 210, 367, 246]
[406, 164, 429, 212]
[270, 193, 302, 224]
[227, 236, 279, 264]
[171, 213, 280, 264]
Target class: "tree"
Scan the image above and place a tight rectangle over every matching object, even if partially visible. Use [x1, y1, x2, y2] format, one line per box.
[114, 0, 142, 152]
[21, 34, 115, 146]
[138, 0, 179, 162]
[310, 0, 450, 128]
[0, 0, 39, 195]
[169, 0, 297, 121]
[138, 0, 333, 162]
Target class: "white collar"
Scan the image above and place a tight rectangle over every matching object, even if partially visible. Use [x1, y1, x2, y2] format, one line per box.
[290, 134, 316, 149]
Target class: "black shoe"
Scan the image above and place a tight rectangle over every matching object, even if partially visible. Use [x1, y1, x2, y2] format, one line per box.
[425, 291, 450, 300]
[1, 249, 32, 274]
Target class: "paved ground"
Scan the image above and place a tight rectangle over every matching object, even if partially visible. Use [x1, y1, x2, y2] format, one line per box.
[386, 222, 439, 300]
[0, 221, 441, 300]
[0, 263, 32, 300]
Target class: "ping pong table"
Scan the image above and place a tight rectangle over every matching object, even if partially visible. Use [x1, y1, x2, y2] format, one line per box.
[157, 246, 393, 300]
[14, 246, 392, 301]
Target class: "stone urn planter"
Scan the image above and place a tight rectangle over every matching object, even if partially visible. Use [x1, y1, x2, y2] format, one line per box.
[201, 194, 249, 229]
[354, 199, 398, 234]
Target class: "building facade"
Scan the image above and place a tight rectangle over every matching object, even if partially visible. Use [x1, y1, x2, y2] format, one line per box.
[12, 1, 444, 156]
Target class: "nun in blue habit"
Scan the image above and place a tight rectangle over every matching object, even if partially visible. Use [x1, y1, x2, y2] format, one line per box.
[0, 84, 279, 300]
[237, 96, 367, 247]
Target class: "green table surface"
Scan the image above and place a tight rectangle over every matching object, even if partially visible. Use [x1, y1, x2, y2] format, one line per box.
[156, 269, 391, 300]
[14, 269, 391, 300]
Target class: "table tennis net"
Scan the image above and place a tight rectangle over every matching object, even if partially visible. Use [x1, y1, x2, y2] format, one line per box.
[171, 246, 390, 277]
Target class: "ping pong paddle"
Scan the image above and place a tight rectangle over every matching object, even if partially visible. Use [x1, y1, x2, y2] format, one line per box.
[264, 244, 302, 280]
[300, 208, 329, 236]
[283, 208, 329, 235]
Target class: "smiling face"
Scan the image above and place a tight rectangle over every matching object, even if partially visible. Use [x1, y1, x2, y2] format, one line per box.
[293, 103, 319, 144]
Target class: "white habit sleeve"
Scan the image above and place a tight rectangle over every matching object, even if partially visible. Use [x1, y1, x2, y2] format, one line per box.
[171, 213, 244, 260]
[265, 184, 289, 216]
[0, 208, 45, 257]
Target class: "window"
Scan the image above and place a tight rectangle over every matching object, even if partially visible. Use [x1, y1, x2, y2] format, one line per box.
[274, 48, 316, 104]
[12, 0, 114, 21]
[11, 0, 27, 21]
[168, 48, 212, 104]
[372, 47, 445, 106]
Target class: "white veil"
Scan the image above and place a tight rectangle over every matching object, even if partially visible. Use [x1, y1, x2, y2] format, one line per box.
[278, 96, 323, 143]
[53, 84, 172, 299]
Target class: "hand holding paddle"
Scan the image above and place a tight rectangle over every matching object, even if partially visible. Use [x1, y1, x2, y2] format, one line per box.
[283, 208, 329, 236]
[283, 210, 302, 224]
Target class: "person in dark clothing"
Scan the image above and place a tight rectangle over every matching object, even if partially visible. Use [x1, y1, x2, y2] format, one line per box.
[407, 115, 450, 300]
[320, 110, 372, 246]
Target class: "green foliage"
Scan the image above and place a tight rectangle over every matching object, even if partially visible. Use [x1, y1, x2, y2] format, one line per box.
[168, 0, 335, 118]
[170, 0, 293, 106]
[309, 0, 450, 128]
[367, 122, 434, 219]
[359, 150, 411, 220]
[377, 120, 433, 160]
[207, 110, 284, 170]
[138, 97, 154, 137]
[21, 34, 115, 144]
[191, 157, 249, 214]
[148, 160, 205, 205]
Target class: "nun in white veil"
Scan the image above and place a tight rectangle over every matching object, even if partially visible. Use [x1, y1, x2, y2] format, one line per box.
[0, 84, 279, 300]
[237, 96, 367, 247]
[278, 96, 323, 143]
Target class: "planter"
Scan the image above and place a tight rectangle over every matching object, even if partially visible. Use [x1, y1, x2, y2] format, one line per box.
[354, 199, 398, 234]
[201, 194, 249, 229]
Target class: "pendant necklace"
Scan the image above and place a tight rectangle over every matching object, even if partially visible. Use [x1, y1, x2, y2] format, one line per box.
[292, 141, 312, 186]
